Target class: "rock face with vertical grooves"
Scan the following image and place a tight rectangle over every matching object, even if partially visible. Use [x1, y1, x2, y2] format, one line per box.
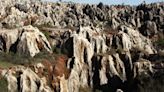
[0, 25, 161, 92]
[0, 25, 52, 57]
[0, 0, 164, 92]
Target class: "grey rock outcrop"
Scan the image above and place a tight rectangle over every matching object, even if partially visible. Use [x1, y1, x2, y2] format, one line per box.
[0, 25, 52, 57]
[139, 21, 158, 37]
[1, 66, 53, 92]
[118, 25, 156, 54]
[0, 0, 163, 36]
[0, 0, 163, 92]
[133, 59, 153, 78]
[0, 25, 162, 92]
[62, 26, 157, 92]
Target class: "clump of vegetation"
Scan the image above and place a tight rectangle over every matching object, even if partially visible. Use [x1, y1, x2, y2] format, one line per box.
[79, 86, 92, 92]
[32, 51, 57, 63]
[53, 47, 62, 54]
[0, 77, 8, 92]
[155, 39, 164, 47]
[0, 49, 67, 68]
[0, 52, 31, 65]
[136, 73, 164, 92]
[42, 30, 50, 39]
[0, 61, 15, 69]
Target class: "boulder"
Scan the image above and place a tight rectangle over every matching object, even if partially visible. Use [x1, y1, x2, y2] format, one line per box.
[1, 66, 53, 92]
[0, 29, 19, 52]
[1, 69, 18, 92]
[139, 21, 158, 37]
[0, 25, 52, 57]
[133, 59, 153, 78]
[1, 7, 27, 28]
[17, 25, 52, 57]
[119, 25, 156, 54]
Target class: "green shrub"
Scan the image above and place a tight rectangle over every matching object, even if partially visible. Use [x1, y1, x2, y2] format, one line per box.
[0, 52, 31, 65]
[155, 39, 164, 48]
[0, 61, 15, 68]
[42, 31, 50, 39]
[137, 74, 164, 92]
[0, 77, 8, 92]
[53, 47, 62, 54]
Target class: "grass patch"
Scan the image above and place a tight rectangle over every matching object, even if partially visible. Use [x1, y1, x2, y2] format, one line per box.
[42, 31, 50, 39]
[0, 61, 15, 68]
[0, 77, 8, 92]
[0, 50, 67, 67]
[0, 52, 32, 65]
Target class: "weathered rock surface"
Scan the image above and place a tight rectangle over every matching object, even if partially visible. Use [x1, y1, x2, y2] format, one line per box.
[1, 66, 53, 92]
[0, 0, 163, 37]
[0, 25, 52, 57]
[62, 26, 157, 92]
[0, 25, 161, 92]
[0, 0, 164, 92]
[0, 55, 70, 92]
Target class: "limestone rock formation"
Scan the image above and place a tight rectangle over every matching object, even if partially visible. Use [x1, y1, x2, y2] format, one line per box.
[1, 66, 53, 92]
[0, 25, 52, 57]
[133, 59, 153, 78]
[1, 25, 161, 92]
[118, 25, 156, 54]
[0, 55, 70, 92]
[0, 0, 163, 92]
[0, 0, 163, 36]
[17, 25, 52, 57]
[61, 26, 157, 92]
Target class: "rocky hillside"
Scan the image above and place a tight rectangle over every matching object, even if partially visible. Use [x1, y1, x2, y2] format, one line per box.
[0, 0, 164, 92]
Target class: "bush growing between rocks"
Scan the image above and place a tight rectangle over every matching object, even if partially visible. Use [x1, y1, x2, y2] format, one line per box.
[0, 77, 8, 92]
[155, 39, 164, 48]
[0, 49, 67, 67]
[0, 52, 31, 65]
[136, 73, 164, 92]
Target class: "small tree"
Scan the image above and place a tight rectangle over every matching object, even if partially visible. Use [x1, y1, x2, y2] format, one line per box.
[97, 2, 104, 9]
